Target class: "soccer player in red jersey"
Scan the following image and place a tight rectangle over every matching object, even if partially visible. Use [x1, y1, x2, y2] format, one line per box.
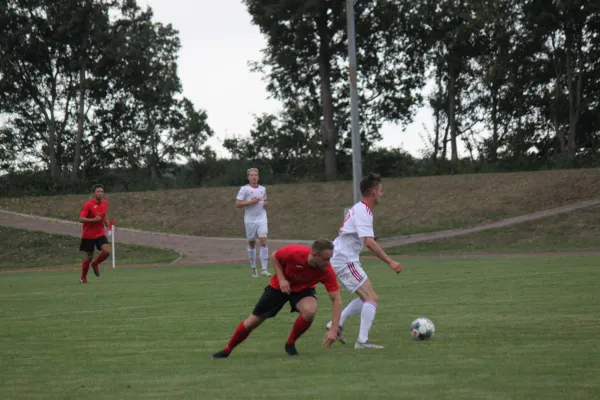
[78, 184, 111, 283]
[210, 239, 343, 358]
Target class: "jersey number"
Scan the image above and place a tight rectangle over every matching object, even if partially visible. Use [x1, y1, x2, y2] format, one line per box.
[339, 211, 351, 233]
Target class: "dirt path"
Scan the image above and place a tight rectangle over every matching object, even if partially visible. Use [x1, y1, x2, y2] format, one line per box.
[2, 198, 600, 266]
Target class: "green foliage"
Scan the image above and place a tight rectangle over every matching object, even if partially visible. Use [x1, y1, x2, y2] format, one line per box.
[243, 0, 430, 179]
[0, 0, 213, 180]
[3, 0, 600, 188]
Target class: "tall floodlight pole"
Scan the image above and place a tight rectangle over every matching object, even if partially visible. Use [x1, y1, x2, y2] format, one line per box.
[346, 0, 362, 204]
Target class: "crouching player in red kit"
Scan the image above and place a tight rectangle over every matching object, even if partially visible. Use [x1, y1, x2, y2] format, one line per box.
[78, 184, 111, 283]
[210, 239, 342, 358]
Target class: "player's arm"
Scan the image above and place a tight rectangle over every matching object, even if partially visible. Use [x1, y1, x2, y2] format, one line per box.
[364, 237, 393, 264]
[235, 188, 259, 208]
[271, 250, 291, 294]
[364, 237, 402, 273]
[262, 188, 268, 208]
[103, 204, 109, 227]
[327, 290, 342, 331]
[322, 270, 342, 348]
[357, 211, 402, 272]
[235, 199, 259, 208]
[78, 204, 99, 223]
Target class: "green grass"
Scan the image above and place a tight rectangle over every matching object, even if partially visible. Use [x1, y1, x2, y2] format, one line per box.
[1, 256, 599, 399]
[384, 205, 600, 255]
[0, 226, 180, 270]
[1, 168, 600, 239]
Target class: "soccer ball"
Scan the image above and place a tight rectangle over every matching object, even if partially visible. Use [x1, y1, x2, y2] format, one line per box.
[410, 317, 435, 340]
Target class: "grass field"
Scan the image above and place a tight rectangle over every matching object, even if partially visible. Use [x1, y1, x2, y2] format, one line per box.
[384, 205, 600, 255]
[1, 169, 600, 239]
[2, 256, 599, 399]
[0, 226, 180, 270]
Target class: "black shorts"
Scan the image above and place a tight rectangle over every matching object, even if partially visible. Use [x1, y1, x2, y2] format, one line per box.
[252, 285, 317, 319]
[79, 236, 109, 253]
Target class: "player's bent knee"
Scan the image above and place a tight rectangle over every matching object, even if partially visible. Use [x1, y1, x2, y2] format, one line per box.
[301, 310, 317, 322]
[356, 282, 378, 304]
[244, 315, 264, 331]
[297, 297, 318, 321]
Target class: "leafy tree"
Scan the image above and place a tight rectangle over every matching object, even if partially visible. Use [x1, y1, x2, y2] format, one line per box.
[0, 0, 213, 180]
[244, 0, 429, 179]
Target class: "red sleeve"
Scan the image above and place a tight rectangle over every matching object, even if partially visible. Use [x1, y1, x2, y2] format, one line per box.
[274, 246, 293, 264]
[321, 266, 340, 293]
[79, 202, 89, 218]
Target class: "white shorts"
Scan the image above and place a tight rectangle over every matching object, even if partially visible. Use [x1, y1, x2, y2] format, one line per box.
[332, 261, 368, 293]
[245, 221, 268, 240]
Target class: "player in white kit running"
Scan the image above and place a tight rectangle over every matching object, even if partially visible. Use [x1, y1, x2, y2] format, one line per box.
[236, 168, 272, 278]
[326, 173, 403, 349]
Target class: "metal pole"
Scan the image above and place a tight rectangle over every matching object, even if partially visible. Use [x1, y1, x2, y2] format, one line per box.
[346, 0, 362, 204]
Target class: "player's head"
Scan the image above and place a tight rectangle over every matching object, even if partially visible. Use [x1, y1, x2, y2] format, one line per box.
[91, 184, 104, 201]
[247, 168, 259, 186]
[309, 239, 334, 269]
[360, 173, 383, 205]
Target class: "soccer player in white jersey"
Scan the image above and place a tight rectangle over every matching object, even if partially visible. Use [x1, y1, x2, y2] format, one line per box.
[236, 168, 272, 278]
[326, 173, 403, 349]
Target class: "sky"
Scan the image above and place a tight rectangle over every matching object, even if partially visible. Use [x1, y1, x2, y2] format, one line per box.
[135, 0, 438, 158]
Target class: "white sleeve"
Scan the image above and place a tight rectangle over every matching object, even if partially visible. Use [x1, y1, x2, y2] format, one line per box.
[263, 187, 267, 200]
[355, 209, 374, 238]
[236, 186, 247, 201]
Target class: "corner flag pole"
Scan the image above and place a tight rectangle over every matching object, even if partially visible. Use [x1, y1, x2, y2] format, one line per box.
[108, 218, 116, 268]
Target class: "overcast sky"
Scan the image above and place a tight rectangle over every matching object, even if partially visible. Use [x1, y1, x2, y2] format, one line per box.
[136, 0, 437, 158]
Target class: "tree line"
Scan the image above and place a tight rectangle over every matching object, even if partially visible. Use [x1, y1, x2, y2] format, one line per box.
[1, 0, 600, 196]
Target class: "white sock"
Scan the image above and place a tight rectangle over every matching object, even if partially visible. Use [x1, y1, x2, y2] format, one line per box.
[247, 247, 256, 269]
[259, 246, 269, 270]
[340, 298, 364, 327]
[358, 301, 377, 343]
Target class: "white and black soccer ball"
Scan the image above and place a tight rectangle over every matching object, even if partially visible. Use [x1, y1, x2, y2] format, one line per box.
[410, 317, 435, 340]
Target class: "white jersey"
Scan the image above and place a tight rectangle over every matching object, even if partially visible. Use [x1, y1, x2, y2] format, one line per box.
[331, 201, 374, 265]
[236, 184, 268, 223]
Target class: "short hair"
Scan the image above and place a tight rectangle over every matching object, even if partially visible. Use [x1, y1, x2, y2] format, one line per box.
[312, 238, 334, 254]
[91, 184, 104, 192]
[247, 168, 259, 176]
[359, 173, 382, 196]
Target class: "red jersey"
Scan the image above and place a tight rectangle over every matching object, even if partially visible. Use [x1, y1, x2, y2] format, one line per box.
[79, 199, 108, 239]
[269, 245, 340, 293]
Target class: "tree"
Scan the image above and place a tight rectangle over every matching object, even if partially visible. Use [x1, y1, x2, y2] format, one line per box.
[0, 0, 117, 179]
[0, 0, 213, 180]
[244, 0, 429, 180]
[96, 4, 213, 180]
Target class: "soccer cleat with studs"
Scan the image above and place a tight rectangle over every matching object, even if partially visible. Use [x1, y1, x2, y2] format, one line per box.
[285, 343, 299, 356]
[209, 349, 230, 359]
[354, 340, 384, 349]
[260, 270, 272, 277]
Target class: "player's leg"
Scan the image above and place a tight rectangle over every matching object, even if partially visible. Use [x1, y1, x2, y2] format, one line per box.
[210, 286, 287, 359]
[354, 279, 383, 349]
[257, 225, 271, 276]
[91, 237, 110, 277]
[326, 296, 364, 343]
[285, 290, 318, 355]
[325, 261, 369, 343]
[79, 239, 95, 283]
[245, 223, 258, 277]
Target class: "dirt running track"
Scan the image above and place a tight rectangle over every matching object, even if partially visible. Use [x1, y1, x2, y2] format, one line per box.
[2, 198, 600, 270]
